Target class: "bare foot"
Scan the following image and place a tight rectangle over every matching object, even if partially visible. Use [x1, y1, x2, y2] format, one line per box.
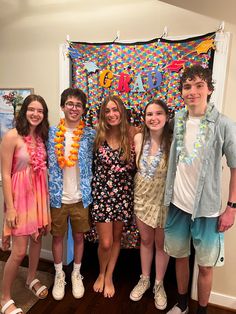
[104, 277, 115, 298]
[93, 274, 105, 293]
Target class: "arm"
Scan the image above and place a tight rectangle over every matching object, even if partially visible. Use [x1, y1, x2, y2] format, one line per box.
[1, 130, 19, 228]
[134, 133, 143, 167]
[218, 168, 236, 232]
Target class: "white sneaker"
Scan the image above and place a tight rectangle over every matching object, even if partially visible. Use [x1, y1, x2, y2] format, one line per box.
[153, 281, 167, 310]
[52, 271, 66, 300]
[166, 304, 189, 314]
[71, 271, 85, 299]
[130, 275, 150, 301]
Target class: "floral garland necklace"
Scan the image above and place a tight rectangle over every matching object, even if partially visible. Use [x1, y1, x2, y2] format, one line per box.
[54, 118, 85, 169]
[176, 107, 210, 165]
[23, 135, 46, 172]
[140, 139, 163, 179]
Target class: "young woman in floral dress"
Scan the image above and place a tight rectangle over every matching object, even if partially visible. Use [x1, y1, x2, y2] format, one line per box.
[91, 95, 136, 298]
[0, 95, 50, 314]
[129, 99, 172, 310]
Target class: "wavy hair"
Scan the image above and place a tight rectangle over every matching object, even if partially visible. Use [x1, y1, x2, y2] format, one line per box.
[137, 99, 172, 168]
[15, 94, 49, 142]
[179, 64, 214, 102]
[94, 95, 131, 162]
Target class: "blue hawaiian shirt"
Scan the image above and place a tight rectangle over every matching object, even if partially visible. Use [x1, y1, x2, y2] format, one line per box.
[47, 126, 96, 208]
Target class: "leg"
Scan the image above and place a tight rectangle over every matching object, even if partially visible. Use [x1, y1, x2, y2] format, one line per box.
[152, 227, 169, 310]
[129, 218, 153, 301]
[26, 236, 48, 298]
[197, 265, 213, 306]
[71, 232, 85, 299]
[154, 227, 169, 281]
[93, 222, 113, 293]
[52, 235, 64, 264]
[1, 236, 28, 313]
[136, 217, 154, 277]
[73, 232, 84, 264]
[27, 236, 42, 282]
[104, 221, 124, 298]
[176, 257, 189, 294]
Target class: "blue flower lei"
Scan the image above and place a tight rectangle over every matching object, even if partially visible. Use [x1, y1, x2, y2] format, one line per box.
[176, 106, 211, 165]
[140, 138, 163, 179]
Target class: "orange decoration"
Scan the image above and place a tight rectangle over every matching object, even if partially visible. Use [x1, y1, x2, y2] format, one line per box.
[54, 118, 85, 168]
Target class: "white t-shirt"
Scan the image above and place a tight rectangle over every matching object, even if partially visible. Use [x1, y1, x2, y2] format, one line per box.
[172, 116, 202, 214]
[61, 129, 82, 204]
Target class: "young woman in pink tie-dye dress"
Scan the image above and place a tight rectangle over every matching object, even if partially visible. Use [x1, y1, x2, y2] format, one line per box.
[0, 95, 51, 314]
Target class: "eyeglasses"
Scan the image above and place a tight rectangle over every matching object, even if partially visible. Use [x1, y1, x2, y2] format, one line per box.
[65, 101, 83, 110]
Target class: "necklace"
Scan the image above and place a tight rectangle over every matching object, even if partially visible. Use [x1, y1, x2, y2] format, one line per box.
[23, 135, 46, 172]
[54, 118, 85, 169]
[176, 106, 210, 165]
[140, 139, 163, 179]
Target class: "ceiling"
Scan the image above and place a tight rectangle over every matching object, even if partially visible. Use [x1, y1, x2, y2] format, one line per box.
[158, 0, 236, 25]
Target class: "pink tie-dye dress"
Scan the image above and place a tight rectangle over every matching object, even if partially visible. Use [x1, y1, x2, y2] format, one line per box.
[3, 141, 50, 245]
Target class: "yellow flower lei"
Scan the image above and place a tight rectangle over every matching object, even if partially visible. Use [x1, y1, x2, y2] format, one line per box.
[54, 118, 85, 169]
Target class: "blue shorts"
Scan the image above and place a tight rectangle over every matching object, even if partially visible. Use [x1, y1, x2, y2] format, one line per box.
[164, 203, 224, 267]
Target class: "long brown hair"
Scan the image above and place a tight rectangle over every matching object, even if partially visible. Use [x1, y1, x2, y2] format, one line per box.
[137, 99, 172, 168]
[15, 94, 49, 142]
[94, 95, 131, 162]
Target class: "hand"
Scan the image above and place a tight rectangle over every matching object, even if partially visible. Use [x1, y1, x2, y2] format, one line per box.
[5, 209, 18, 229]
[218, 206, 236, 232]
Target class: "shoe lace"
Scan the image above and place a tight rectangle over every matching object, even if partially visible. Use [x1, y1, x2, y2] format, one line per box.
[135, 278, 149, 293]
[55, 274, 66, 287]
[72, 273, 84, 286]
[154, 283, 165, 299]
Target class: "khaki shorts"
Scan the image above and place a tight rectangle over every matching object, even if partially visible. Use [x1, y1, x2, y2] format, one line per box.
[50, 202, 90, 236]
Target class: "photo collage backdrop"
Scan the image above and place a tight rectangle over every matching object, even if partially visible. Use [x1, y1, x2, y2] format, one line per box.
[69, 31, 216, 248]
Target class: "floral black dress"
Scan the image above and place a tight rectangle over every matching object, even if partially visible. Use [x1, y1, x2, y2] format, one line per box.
[91, 141, 136, 223]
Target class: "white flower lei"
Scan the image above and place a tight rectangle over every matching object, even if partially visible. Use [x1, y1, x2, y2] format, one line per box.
[140, 138, 163, 179]
[176, 106, 211, 165]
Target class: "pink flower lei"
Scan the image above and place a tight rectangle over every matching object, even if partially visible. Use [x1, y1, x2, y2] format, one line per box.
[23, 135, 47, 172]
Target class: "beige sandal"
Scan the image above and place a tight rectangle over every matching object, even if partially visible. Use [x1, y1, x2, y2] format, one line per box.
[0, 299, 23, 314]
[27, 279, 48, 299]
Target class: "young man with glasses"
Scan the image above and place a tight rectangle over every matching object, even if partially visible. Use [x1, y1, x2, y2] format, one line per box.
[47, 88, 95, 300]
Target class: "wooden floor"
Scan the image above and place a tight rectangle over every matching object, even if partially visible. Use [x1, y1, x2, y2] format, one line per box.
[0, 242, 234, 314]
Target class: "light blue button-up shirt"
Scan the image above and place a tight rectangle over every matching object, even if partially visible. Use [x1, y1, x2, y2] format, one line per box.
[164, 104, 236, 219]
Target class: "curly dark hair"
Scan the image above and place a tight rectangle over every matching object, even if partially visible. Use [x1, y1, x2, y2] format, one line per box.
[60, 88, 87, 110]
[15, 94, 49, 142]
[179, 64, 214, 102]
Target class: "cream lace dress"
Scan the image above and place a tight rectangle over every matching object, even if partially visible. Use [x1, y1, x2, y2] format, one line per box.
[134, 154, 168, 228]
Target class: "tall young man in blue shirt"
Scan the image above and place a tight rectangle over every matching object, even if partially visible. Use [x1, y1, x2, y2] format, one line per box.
[164, 65, 236, 314]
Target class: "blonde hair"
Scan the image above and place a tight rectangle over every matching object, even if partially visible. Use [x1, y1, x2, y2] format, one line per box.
[94, 95, 131, 162]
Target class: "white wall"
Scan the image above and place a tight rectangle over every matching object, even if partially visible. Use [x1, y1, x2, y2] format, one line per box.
[1, 0, 236, 308]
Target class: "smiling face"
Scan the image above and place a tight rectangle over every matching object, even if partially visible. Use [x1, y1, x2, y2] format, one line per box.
[145, 103, 168, 133]
[61, 96, 85, 127]
[105, 100, 121, 127]
[26, 101, 44, 128]
[181, 76, 212, 114]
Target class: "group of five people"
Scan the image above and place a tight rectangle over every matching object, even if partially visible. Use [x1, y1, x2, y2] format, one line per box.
[1, 64, 236, 314]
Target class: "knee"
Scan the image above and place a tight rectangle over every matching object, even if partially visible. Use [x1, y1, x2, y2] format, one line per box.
[11, 247, 26, 263]
[99, 239, 113, 251]
[141, 237, 154, 249]
[53, 236, 64, 246]
[73, 232, 84, 244]
[198, 265, 213, 277]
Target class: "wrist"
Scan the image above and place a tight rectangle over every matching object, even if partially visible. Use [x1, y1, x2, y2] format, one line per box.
[227, 201, 236, 208]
